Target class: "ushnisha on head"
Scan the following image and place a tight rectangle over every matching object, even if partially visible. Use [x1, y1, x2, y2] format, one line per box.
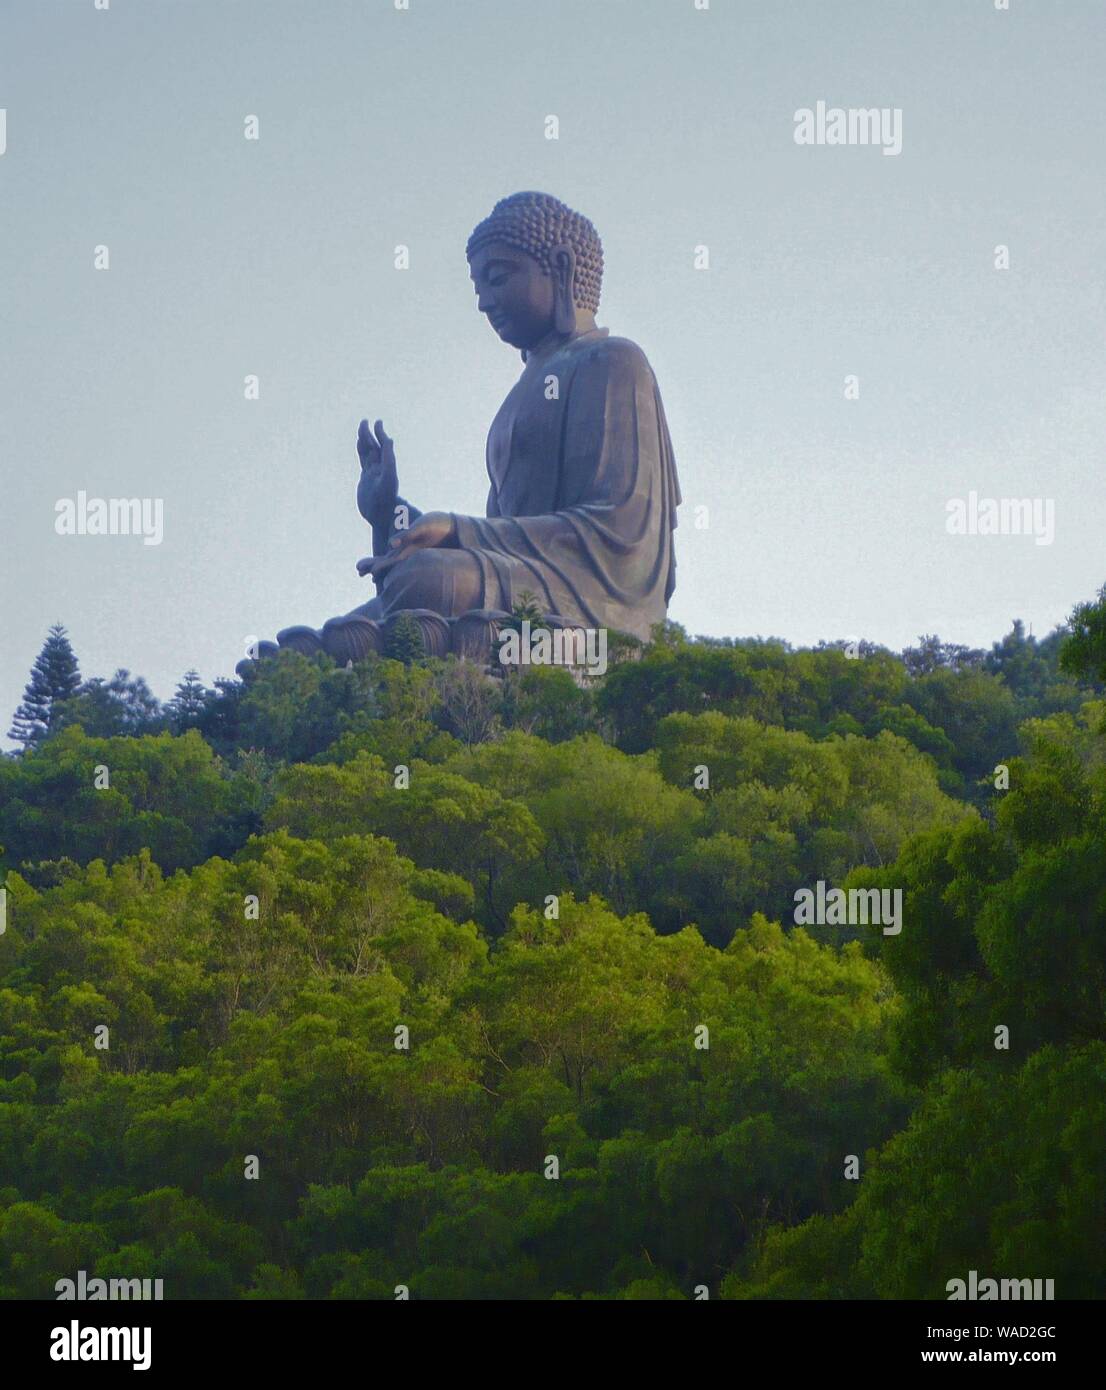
[466, 191, 603, 351]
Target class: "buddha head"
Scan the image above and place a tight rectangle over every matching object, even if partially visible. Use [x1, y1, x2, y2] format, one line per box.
[467, 191, 603, 351]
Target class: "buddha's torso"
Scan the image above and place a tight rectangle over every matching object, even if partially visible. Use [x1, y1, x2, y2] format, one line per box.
[485, 328, 610, 517]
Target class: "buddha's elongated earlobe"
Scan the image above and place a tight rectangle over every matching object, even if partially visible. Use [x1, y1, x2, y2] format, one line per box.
[551, 244, 577, 335]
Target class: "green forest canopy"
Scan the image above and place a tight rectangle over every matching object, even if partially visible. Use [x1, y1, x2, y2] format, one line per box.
[1, 595, 1104, 1299]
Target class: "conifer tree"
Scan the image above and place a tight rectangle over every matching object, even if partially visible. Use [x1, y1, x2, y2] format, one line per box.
[168, 669, 209, 732]
[385, 612, 426, 666]
[8, 623, 81, 747]
[504, 589, 545, 634]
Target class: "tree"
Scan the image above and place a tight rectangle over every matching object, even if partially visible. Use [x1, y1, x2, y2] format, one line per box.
[1061, 583, 1106, 685]
[906, 665, 1019, 790]
[52, 670, 164, 738]
[167, 670, 209, 732]
[8, 623, 81, 747]
[0, 725, 237, 874]
[500, 665, 593, 741]
[501, 589, 545, 635]
[265, 754, 544, 930]
[434, 659, 502, 744]
[724, 1044, 1106, 1301]
[385, 612, 426, 666]
[901, 633, 984, 677]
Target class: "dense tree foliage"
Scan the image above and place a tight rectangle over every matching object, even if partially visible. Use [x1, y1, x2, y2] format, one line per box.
[724, 690, 1106, 1300]
[0, 597, 1103, 1299]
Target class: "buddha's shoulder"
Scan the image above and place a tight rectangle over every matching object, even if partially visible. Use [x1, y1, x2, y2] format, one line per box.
[567, 331, 655, 378]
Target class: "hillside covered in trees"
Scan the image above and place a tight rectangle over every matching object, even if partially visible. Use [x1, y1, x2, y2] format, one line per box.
[1, 595, 1104, 1300]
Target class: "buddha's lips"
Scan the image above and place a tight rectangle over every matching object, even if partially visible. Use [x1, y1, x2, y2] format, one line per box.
[487, 313, 509, 333]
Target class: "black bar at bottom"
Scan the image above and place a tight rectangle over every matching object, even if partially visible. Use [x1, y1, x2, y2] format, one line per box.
[4, 1296, 1091, 1377]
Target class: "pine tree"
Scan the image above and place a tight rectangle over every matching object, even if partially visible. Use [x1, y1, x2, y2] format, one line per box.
[385, 611, 426, 666]
[505, 589, 545, 634]
[168, 669, 209, 732]
[9, 623, 81, 747]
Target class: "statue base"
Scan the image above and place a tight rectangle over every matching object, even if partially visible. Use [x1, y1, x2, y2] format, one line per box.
[236, 608, 589, 678]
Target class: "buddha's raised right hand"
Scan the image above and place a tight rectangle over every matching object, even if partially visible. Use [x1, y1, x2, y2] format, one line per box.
[356, 418, 399, 529]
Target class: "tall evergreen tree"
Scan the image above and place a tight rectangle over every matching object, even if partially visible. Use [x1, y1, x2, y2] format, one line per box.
[385, 611, 426, 666]
[8, 623, 81, 747]
[168, 669, 209, 732]
[502, 589, 545, 635]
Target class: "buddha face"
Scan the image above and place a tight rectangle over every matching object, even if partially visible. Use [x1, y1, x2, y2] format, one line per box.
[468, 240, 557, 351]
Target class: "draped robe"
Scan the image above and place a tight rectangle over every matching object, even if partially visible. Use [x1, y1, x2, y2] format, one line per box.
[370, 327, 681, 641]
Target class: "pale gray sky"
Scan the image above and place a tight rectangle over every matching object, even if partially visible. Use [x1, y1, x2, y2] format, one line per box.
[2, 0, 1104, 739]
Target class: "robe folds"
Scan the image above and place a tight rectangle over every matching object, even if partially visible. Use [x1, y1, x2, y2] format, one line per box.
[450, 327, 681, 641]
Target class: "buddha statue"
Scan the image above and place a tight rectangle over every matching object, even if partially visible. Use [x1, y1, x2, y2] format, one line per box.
[246, 191, 680, 670]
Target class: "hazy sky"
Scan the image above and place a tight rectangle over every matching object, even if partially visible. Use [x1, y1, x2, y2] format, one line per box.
[3, 0, 1104, 740]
